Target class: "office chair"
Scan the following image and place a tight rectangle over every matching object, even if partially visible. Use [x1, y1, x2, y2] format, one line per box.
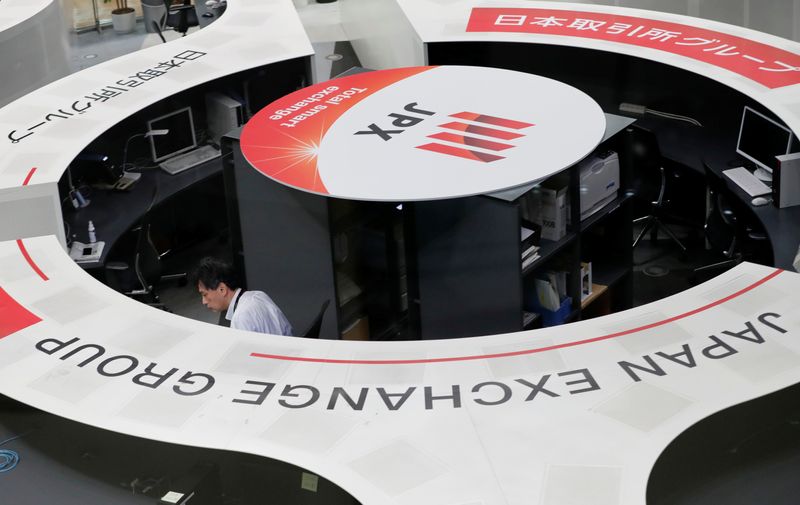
[104, 187, 186, 307]
[300, 300, 330, 338]
[624, 125, 688, 254]
[153, 0, 199, 42]
[693, 162, 768, 276]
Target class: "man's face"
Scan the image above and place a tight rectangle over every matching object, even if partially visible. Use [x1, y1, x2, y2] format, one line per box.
[198, 281, 229, 312]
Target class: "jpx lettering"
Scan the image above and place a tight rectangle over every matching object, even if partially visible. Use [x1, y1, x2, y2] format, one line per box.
[354, 102, 435, 141]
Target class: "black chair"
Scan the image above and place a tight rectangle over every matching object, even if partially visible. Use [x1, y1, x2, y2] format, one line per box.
[300, 300, 330, 338]
[104, 187, 186, 307]
[624, 125, 689, 254]
[152, 0, 199, 42]
[694, 162, 768, 276]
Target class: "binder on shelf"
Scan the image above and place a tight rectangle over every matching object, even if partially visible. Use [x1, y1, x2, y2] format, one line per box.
[580, 261, 592, 300]
[521, 176, 569, 241]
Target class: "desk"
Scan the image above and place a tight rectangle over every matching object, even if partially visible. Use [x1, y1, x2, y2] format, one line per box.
[639, 118, 800, 270]
[63, 157, 223, 269]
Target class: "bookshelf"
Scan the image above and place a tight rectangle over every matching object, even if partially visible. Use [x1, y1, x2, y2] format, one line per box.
[407, 116, 635, 339]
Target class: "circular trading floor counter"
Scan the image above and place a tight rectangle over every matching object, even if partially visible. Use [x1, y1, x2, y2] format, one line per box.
[1, 2, 800, 505]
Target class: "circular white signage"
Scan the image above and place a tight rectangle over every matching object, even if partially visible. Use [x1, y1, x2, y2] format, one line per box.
[241, 66, 606, 201]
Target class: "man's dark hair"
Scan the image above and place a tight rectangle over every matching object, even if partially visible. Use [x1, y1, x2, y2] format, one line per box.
[191, 257, 240, 291]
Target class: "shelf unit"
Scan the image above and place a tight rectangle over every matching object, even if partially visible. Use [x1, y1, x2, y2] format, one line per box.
[408, 115, 635, 339]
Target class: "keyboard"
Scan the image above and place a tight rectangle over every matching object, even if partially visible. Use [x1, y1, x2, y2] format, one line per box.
[722, 166, 771, 197]
[160, 145, 221, 175]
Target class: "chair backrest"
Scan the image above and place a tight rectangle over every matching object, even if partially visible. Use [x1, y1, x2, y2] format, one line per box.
[622, 124, 665, 202]
[134, 184, 163, 293]
[134, 221, 163, 293]
[702, 162, 739, 257]
[301, 299, 330, 338]
[164, 0, 198, 34]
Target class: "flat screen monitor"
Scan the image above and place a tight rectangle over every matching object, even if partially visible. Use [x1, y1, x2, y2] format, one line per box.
[736, 106, 793, 179]
[147, 106, 197, 162]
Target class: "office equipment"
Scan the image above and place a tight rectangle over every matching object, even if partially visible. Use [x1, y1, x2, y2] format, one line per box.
[625, 125, 688, 253]
[205, 92, 243, 144]
[722, 166, 771, 197]
[71, 153, 120, 186]
[751, 196, 770, 206]
[69, 240, 105, 263]
[148, 107, 197, 163]
[577, 150, 620, 220]
[159, 145, 221, 175]
[773, 152, 800, 208]
[736, 106, 794, 182]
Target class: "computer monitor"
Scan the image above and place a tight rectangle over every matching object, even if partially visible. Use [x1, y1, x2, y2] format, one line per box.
[736, 106, 794, 182]
[147, 106, 197, 163]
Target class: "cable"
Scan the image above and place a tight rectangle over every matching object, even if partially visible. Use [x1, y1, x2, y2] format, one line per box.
[619, 102, 703, 127]
[0, 432, 33, 473]
[0, 449, 19, 473]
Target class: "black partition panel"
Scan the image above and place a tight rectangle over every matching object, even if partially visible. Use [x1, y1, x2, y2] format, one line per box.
[228, 138, 339, 339]
[412, 196, 522, 340]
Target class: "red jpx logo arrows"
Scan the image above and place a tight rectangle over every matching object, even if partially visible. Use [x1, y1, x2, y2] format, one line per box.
[416, 112, 535, 163]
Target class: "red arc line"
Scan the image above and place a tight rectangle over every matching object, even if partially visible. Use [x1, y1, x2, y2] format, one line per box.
[16, 240, 49, 281]
[17, 167, 49, 281]
[251, 269, 784, 365]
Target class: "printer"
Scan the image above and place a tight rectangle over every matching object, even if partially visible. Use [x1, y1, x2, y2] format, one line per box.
[577, 150, 620, 221]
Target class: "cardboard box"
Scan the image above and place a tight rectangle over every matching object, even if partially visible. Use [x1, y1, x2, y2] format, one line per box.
[342, 317, 370, 341]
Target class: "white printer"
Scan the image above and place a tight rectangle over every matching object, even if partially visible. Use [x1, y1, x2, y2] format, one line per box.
[577, 150, 620, 221]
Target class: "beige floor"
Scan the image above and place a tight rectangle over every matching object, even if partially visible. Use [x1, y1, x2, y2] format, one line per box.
[72, 0, 145, 30]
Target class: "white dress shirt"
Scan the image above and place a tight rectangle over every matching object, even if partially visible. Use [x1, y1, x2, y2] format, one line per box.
[224, 289, 294, 336]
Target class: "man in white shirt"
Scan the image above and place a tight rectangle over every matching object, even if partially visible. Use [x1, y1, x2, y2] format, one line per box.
[192, 257, 293, 336]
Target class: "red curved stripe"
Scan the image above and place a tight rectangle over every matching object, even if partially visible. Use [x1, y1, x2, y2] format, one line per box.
[17, 240, 49, 281]
[22, 167, 36, 186]
[251, 269, 784, 365]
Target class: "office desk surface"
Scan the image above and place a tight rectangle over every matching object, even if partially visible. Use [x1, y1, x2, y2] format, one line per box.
[63, 159, 223, 269]
[638, 118, 800, 270]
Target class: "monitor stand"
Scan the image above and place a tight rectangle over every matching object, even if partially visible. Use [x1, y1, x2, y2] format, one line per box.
[753, 167, 773, 182]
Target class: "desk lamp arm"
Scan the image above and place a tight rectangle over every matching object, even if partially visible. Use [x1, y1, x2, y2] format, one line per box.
[121, 129, 169, 172]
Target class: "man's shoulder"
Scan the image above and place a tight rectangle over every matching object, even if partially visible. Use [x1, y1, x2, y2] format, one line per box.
[240, 290, 276, 306]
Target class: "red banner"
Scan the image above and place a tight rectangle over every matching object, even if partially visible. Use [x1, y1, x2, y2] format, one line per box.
[467, 8, 800, 89]
[0, 286, 41, 339]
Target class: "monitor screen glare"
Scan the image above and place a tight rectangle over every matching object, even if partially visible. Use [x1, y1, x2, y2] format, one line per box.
[148, 107, 197, 162]
[736, 106, 793, 174]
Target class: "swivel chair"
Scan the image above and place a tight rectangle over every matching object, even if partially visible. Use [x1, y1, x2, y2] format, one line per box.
[624, 125, 688, 254]
[152, 0, 199, 42]
[693, 162, 768, 276]
[300, 300, 330, 338]
[104, 187, 186, 308]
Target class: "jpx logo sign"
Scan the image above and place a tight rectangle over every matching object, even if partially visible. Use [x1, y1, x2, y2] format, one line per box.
[354, 103, 535, 163]
[354, 102, 436, 141]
